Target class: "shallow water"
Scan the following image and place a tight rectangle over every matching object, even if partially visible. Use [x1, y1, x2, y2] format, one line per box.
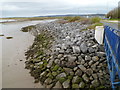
[0, 19, 55, 88]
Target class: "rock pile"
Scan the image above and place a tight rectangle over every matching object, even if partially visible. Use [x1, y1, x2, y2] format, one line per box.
[25, 20, 110, 88]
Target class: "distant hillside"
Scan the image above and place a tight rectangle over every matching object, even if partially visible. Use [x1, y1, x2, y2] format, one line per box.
[36, 14, 105, 17]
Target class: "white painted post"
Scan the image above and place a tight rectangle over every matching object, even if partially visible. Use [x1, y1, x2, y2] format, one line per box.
[95, 26, 104, 44]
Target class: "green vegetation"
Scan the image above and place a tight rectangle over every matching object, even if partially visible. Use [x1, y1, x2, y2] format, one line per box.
[90, 17, 101, 24]
[106, 7, 120, 19]
[87, 23, 103, 29]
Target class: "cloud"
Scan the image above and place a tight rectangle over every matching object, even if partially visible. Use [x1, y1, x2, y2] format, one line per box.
[0, 0, 119, 17]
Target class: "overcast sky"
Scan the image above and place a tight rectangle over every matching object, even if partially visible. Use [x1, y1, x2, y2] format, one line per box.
[0, 0, 119, 17]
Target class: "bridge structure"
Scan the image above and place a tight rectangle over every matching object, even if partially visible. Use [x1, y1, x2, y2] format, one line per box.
[103, 21, 120, 89]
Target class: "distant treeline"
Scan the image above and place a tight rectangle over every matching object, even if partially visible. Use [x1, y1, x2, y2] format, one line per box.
[106, 7, 120, 19]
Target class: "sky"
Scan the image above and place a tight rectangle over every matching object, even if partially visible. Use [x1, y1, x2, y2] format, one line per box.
[0, 0, 119, 17]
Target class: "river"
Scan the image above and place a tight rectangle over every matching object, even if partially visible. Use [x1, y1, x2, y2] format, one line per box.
[0, 19, 55, 88]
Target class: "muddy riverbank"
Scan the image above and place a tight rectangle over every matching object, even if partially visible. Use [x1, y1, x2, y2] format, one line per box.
[1, 20, 55, 88]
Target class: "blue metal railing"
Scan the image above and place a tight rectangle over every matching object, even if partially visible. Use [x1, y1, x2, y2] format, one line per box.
[104, 25, 120, 89]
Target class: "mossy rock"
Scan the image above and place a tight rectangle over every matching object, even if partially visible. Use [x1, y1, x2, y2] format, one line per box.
[96, 86, 106, 90]
[39, 64, 43, 69]
[72, 84, 79, 88]
[52, 65, 59, 71]
[58, 77, 67, 83]
[52, 72, 58, 77]
[47, 73, 54, 79]
[67, 75, 73, 80]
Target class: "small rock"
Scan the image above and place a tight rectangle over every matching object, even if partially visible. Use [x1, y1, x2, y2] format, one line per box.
[78, 65, 86, 72]
[80, 42, 88, 53]
[79, 81, 85, 88]
[64, 68, 73, 75]
[19, 60, 23, 61]
[62, 79, 70, 88]
[72, 76, 82, 84]
[92, 74, 98, 79]
[57, 73, 66, 78]
[53, 81, 62, 88]
[66, 62, 76, 68]
[68, 55, 77, 62]
[85, 55, 91, 61]
[75, 69, 82, 77]
[92, 56, 99, 61]
[82, 74, 89, 83]
[58, 54, 63, 58]
[73, 67, 78, 71]
[47, 60, 53, 68]
[88, 47, 95, 53]
[91, 79, 100, 87]
[72, 84, 79, 88]
[86, 69, 93, 76]
[44, 78, 52, 85]
[89, 61, 93, 66]
[96, 52, 106, 57]
[72, 46, 81, 54]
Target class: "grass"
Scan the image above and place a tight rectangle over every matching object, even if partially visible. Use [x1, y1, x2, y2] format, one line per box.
[63, 16, 81, 22]
[87, 23, 103, 29]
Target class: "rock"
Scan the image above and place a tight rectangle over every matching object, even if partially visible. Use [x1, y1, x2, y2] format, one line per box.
[66, 62, 76, 68]
[92, 56, 99, 61]
[96, 52, 106, 57]
[57, 73, 66, 78]
[53, 81, 62, 88]
[88, 47, 95, 53]
[72, 84, 79, 88]
[54, 59, 60, 64]
[89, 61, 93, 66]
[80, 59, 85, 65]
[64, 68, 73, 75]
[44, 78, 52, 85]
[47, 60, 53, 68]
[82, 74, 89, 83]
[72, 76, 82, 84]
[78, 56, 84, 62]
[52, 65, 59, 71]
[92, 74, 98, 79]
[79, 81, 85, 88]
[75, 69, 82, 77]
[58, 54, 63, 58]
[86, 69, 93, 76]
[62, 79, 70, 88]
[19, 60, 23, 61]
[68, 55, 77, 62]
[72, 46, 81, 54]
[80, 42, 88, 53]
[59, 50, 65, 54]
[46, 83, 53, 88]
[91, 79, 100, 87]
[78, 65, 86, 72]
[85, 55, 91, 61]
[73, 67, 78, 71]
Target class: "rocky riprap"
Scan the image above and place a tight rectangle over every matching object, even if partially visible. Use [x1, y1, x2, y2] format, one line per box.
[25, 20, 110, 88]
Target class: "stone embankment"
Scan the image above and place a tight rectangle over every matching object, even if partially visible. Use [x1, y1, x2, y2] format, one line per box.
[24, 20, 110, 88]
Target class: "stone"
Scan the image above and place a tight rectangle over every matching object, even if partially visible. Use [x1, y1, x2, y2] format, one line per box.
[44, 78, 52, 85]
[46, 83, 53, 88]
[72, 46, 81, 54]
[85, 55, 91, 61]
[91, 79, 100, 87]
[47, 60, 53, 68]
[72, 84, 79, 88]
[68, 55, 77, 62]
[62, 79, 70, 88]
[63, 68, 73, 75]
[79, 81, 85, 88]
[66, 62, 76, 68]
[73, 67, 78, 71]
[92, 56, 99, 61]
[80, 42, 88, 53]
[54, 59, 60, 64]
[78, 56, 84, 62]
[80, 59, 85, 65]
[58, 54, 63, 58]
[88, 47, 95, 53]
[75, 69, 82, 77]
[59, 50, 65, 54]
[57, 73, 66, 78]
[92, 74, 98, 79]
[96, 52, 106, 57]
[78, 65, 87, 72]
[86, 69, 93, 76]
[53, 81, 62, 88]
[82, 74, 89, 83]
[89, 61, 93, 66]
[72, 76, 82, 84]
